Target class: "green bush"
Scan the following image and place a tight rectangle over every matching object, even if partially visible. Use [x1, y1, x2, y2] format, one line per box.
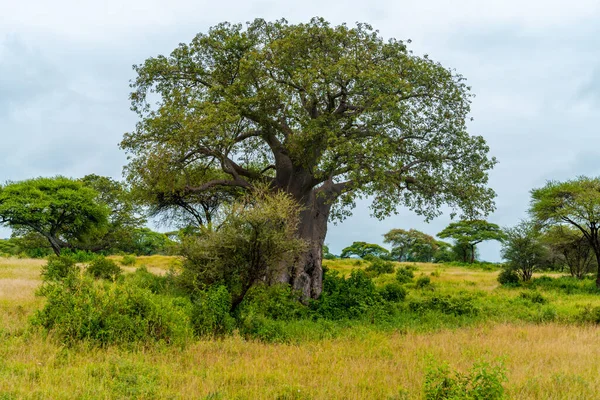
[519, 291, 547, 304]
[86, 257, 122, 280]
[379, 282, 407, 302]
[416, 276, 432, 289]
[121, 255, 137, 266]
[313, 269, 382, 320]
[238, 284, 308, 321]
[409, 294, 479, 316]
[61, 249, 99, 263]
[529, 275, 599, 295]
[41, 255, 78, 282]
[365, 257, 395, 276]
[126, 266, 174, 295]
[497, 268, 520, 286]
[396, 267, 415, 284]
[191, 285, 236, 337]
[576, 304, 600, 324]
[424, 358, 507, 400]
[238, 312, 288, 343]
[33, 275, 193, 347]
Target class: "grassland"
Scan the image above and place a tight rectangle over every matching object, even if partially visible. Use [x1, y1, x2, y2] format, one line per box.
[2, 256, 600, 399]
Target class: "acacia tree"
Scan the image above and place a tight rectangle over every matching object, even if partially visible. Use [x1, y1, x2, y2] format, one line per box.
[437, 220, 504, 263]
[121, 18, 496, 298]
[501, 220, 549, 281]
[530, 177, 600, 287]
[75, 174, 146, 252]
[0, 177, 109, 255]
[383, 228, 438, 262]
[542, 226, 596, 279]
[340, 241, 390, 259]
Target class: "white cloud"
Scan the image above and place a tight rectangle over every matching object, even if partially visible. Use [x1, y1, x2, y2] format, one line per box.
[1, 0, 599, 259]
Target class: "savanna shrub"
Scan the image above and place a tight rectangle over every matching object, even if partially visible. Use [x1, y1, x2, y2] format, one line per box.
[529, 275, 598, 294]
[61, 249, 99, 263]
[313, 269, 382, 320]
[125, 266, 173, 294]
[396, 266, 415, 284]
[121, 255, 137, 266]
[497, 268, 520, 286]
[33, 275, 193, 346]
[424, 358, 507, 400]
[409, 294, 479, 316]
[379, 282, 407, 302]
[180, 188, 306, 306]
[41, 255, 78, 281]
[238, 312, 288, 343]
[238, 284, 307, 321]
[577, 304, 600, 324]
[416, 276, 432, 289]
[519, 291, 547, 304]
[190, 285, 235, 336]
[86, 257, 122, 280]
[365, 257, 395, 276]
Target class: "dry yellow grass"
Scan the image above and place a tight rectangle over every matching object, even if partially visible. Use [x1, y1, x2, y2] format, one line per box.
[2, 324, 600, 399]
[3, 256, 600, 399]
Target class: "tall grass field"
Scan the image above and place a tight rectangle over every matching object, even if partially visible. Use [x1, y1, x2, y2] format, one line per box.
[2, 256, 600, 399]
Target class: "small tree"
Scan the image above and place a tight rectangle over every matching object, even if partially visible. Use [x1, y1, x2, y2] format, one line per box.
[180, 187, 306, 307]
[432, 240, 454, 263]
[501, 220, 549, 281]
[530, 177, 600, 287]
[75, 174, 146, 252]
[383, 228, 438, 262]
[542, 226, 596, 279]
[438, 220, 504, 263]
[0, 177, 109, 255]
[340, 242, 390, 259]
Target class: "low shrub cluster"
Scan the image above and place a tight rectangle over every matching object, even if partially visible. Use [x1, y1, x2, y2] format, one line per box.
[364, 257, 395, 276]
[120, 254, 137, 266]
[312, 269, 384, 320]
[497, 268, 520, 286]
[424, 358, 507, 400]
[409, 294, 479, 316]
[41, 255, 78, 281]
[86, 257, 122, 280]
[396, 266, 415, 284]
[529, 275, 599, 294]
[443, 261, 501, 271]
[518, 291, 547, 304]
[33, 273, 193, 347]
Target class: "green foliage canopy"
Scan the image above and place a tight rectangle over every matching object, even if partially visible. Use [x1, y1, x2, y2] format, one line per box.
[383, 228, 438, 262]
[340, 241, 390, 259]
[0, 177, 109, 255]
[121, 17, 497, 223]
[530, 177, 600, 286]
[541, 226, 596, 279]
[438, 219, 504, 263]
[501, 220, 549, 281]
[75, 174, 146, 252]
[180, 187, 306, 308]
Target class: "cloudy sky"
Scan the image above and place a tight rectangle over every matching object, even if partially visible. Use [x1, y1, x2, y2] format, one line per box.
[1, 0, 599, 260]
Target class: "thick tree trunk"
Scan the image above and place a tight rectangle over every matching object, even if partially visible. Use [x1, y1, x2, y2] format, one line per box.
[46, 236, 62, 256]
[595, 250, 600, 288]
[285, 188, 331, 300]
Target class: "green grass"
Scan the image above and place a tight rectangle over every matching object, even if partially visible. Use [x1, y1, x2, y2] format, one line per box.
[3, 256, 600, 398]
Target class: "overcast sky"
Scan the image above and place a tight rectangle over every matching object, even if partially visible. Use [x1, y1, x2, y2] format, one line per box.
[1, 0, 599, 260]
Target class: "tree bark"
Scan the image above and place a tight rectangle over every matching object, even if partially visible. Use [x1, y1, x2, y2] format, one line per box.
[470, 244, 475, 264]
[283, 187, 332, 300]
[46, 236, 62, 256]
[595, 250, 600, 288]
